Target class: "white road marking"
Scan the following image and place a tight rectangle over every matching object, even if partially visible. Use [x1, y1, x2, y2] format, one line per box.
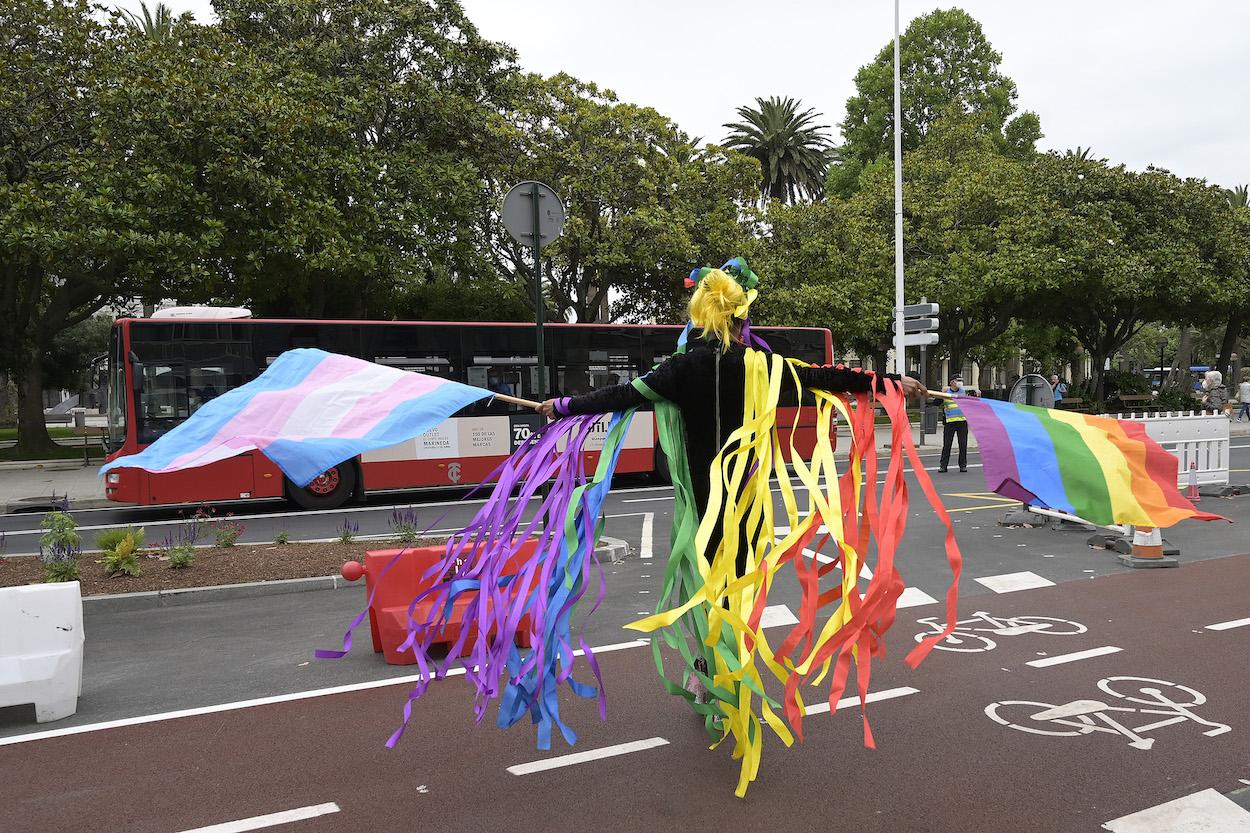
[1206, 616, 1250, 631]
[507, 737, 669, 776]
[1102, 788, 1250, 832]
[1026, 646, 1122, 668]
[975, 571, 1056, 594]
[895, 587, 939, 609]
[640, 512, 653, 559]
[760, 604, 799, 629]
[174, 803, 341, 833]
[0, 639, 649, 748]
[805, 686, 920, 715]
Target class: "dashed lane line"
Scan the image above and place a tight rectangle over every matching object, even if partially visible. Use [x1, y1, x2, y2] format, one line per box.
[174, 803, 341, 833]
[1025, 646, 1122, 668]
[1206, 616, 1250, 631]
[805, 686, 920, 716]
[0, 639, 650, 748]
[507, 737, 670, 776]
[975, 571, 1056, 594]
[1102, 788, 1250, 832]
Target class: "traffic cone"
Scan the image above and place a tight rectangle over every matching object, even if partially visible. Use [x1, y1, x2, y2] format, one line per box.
[1187, 462, 1200, 502]
[1117, 525, 1179, 569]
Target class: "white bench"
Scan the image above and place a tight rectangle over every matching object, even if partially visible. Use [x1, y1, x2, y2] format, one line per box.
[0, 582, 84, 722]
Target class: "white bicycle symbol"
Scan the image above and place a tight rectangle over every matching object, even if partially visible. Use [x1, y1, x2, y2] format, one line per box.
[914, 611, 1087, 653]
[986, 676, 1231, 750]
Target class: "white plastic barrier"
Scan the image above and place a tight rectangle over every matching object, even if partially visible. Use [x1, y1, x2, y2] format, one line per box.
[0, 581, 85, 722]
[1113, 411, 1230, 487]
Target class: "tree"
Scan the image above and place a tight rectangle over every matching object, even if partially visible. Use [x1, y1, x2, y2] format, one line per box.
[1, 0, 222, 456]
[119, 1, 174, 40]
[44, 315, 113, 392]
[723, 96, 833, 204]
[210, 0, 523, 320]
[487, 74, 759, 324]
[1226, 185, 1249, 209]
[753, 196, 893, 361]
[832, 7, 1041, 195]
[1025, 156, 1228, 401]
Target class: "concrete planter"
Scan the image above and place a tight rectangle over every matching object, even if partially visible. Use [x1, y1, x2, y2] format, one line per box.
[0, 581, 85, 722]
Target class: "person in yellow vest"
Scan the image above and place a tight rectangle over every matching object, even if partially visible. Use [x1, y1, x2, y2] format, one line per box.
[938, 375, 976, 472]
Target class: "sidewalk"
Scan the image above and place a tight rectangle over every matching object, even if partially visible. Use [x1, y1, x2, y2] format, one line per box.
[0, 462, 108, 510]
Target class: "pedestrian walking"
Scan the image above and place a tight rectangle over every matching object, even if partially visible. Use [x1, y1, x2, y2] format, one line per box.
[937, 376, 974, 472]
[1237, 375, 1250, 422]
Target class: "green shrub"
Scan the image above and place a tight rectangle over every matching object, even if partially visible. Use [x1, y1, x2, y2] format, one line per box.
[39, 511, 81, 582]
[39, 511, 80, 554]
[274, 530, 289, 545]
[97, 532, 142, 577]
[96, 526, 145, 553]
[168, 545, 195, 569]
[213, 518, 244, 547]
[43, 560, 80, 583]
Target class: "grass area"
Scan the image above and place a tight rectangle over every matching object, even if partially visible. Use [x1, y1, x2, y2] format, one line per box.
[0, 426, 80, 440]
[0, 444, 104, 462]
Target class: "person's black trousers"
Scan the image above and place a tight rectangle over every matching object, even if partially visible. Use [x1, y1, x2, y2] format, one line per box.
[940, 420, 969, 471]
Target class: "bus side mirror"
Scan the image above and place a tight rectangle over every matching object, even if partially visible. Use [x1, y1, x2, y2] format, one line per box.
[129, 352, 143, 396]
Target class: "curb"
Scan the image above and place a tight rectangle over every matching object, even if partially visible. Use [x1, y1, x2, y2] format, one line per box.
[82, 539, 633, 613]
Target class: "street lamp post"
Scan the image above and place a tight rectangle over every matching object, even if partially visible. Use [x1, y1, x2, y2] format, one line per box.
[892, 0, 906, 376]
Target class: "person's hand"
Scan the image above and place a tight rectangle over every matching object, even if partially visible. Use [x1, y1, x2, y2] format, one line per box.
[536, 399, 559, 419]
[898, 376, 927, 401]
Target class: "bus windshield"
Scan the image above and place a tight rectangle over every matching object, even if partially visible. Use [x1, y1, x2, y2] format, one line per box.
[105, 325, 127, 451]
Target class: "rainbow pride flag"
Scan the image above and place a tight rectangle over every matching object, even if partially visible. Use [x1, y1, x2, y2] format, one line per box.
[100, 349, 491, 486]
[959, 396, 1223, 528]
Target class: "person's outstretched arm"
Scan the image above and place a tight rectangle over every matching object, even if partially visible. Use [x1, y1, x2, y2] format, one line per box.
[537, 354, 686, 418]
[794, 363, 927, 400]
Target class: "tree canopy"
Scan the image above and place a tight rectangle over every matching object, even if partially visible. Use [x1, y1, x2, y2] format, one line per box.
[723, 96, 833, 204]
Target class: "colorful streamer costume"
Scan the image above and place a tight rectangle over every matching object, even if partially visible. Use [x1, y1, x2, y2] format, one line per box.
[342, 260, 967, 797]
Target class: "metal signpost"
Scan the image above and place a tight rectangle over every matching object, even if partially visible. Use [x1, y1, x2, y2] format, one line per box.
[892, 299, 940, 444]
[502, 181, 566, 400]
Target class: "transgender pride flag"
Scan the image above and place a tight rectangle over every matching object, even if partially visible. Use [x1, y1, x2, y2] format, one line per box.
[100, 349, 492, 487]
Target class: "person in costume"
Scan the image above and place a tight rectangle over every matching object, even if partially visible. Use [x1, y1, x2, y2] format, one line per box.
[538, 260, 926, 701]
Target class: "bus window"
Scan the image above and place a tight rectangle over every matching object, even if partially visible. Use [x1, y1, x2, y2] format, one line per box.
[461, 327, 543, 414]
[552, 327, 642, 397]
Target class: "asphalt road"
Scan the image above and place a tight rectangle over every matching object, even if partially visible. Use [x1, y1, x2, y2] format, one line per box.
[4, 443, 1250, 559]
[2, 552, 1248, 833]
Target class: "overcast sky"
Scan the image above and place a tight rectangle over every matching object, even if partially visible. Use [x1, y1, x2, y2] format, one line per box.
[139, 1, 1249, 188]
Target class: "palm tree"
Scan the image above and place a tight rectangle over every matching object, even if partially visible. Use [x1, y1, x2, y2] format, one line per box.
[723, 96, 833, 204]
[119, 2, 175, 40]
[1226, 184, 1249, 209]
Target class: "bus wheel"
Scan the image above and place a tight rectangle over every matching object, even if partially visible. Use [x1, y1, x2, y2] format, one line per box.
[286, 462, 357, 510]
[652, 446, 672, 486]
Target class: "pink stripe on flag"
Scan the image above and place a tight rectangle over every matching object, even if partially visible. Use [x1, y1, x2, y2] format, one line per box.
[161, 356, 362, 471]
[328, 372, 446, 438]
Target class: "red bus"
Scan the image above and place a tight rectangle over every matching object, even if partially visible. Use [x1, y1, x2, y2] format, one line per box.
[102, 315, 834, 508]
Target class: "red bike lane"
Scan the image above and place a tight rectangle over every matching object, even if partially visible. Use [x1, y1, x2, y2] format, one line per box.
[2, 553, 1248, 833]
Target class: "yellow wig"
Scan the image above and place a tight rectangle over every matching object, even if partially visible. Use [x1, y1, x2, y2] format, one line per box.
[689, 269, 756, 351]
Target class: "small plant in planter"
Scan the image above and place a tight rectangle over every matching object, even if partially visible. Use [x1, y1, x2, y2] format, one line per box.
[160, 524, 198, 569]
[274, 529, 290, 545]
[212, 515, 245, 548]
[337, 519, 359, 544]
[97, 528, 144, 577]
[168, 545, 195, 569]
[389, 507, 419, 545]
[39, 511, 82, 583]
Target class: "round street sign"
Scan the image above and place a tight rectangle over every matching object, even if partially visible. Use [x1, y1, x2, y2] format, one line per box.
[1009, 373, 1056, 408]
[502, 181, 565, 251]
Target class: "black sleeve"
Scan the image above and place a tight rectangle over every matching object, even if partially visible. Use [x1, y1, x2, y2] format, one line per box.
[558, 382, 649, 416]
[558, 353, 688, 415]
[794, 364, 900, 394]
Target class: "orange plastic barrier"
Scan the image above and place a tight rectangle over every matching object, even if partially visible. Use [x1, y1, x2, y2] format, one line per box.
[341, 541, 536, 665]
